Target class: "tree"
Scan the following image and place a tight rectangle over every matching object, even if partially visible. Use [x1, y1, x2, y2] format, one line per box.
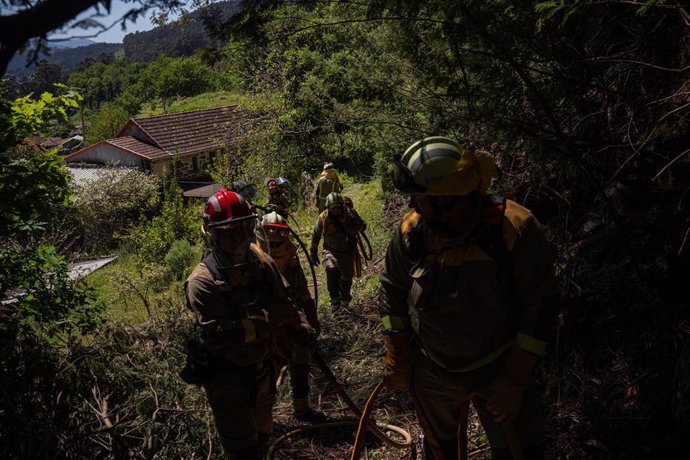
[0, 0, 190, 77]
[85, 103, 130, 144]
[131, 55, 215, 110]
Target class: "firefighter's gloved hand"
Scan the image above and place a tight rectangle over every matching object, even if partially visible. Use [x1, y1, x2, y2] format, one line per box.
[246, 310, 272, 342]
[294, 312, 317, 349]
[382, 331, 412, 392]
[306, 314, 321, 337]
[485, 347, 539, 422]
[485, 378, 525, 423]
[267, 306, 301, 330]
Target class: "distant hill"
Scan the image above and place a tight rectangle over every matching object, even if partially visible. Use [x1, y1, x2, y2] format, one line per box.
[6, 1, 241, 78]
[7, 42, 122, 77]
[123, 0, 241, 62]
[48, 38, 98, 49]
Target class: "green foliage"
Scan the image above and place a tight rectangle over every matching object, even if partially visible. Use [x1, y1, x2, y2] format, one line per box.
[0, 294, 210, 458]
[121, 183, 202, 264]
[164, 239, 195, 280]
[0, 90, 106, 456]
[6, 83, 80, 141]
[133, 55, 216, 111]
[85, 104, 130, 144]
[0, 90, 103, 326]
[73, 168, 161, 252]
[68, 57, 144, 110]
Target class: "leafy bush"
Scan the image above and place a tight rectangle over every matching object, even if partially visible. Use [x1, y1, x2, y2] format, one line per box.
[85, 104, 130, 144]
[1, 89, 108, 457]
[121, 183, 202, 264]
[73, 168, 160, 253]
[164, 239, 195, 280]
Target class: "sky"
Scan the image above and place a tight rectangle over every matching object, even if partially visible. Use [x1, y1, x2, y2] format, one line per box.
[40, 0, 184, 43]
[50, 2, 164, 44]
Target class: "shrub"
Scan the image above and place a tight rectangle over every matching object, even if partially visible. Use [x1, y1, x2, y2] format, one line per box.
[73, 168, 160, 253]
[121, 184, 202, 264]
[164, 239, 194, 280]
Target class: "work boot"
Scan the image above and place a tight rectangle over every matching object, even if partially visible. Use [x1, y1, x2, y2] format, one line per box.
[227, 445, 260, 460]
[330, 297, 341, 313]
[341, 299, 351, 309]
[294, 408, 329, 423]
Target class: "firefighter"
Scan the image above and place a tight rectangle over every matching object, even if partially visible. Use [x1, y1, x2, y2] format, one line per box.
[230, 180, 260, 206]
[379, 137, 561, 459]
[255, 211, 327, 423]
[310, 192, 366, 312]
[184, 189, 317, 459]
[314, 162, 343, 212]
[266, 178, 290, 218]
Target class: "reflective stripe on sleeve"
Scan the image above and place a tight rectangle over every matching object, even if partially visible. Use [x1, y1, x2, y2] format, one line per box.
[381, 315, 410, 331]
[515, 332, 547, 356]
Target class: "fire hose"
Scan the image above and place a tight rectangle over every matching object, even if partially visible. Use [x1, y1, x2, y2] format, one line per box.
[266, 351, 412, 459]
[260, 207, 413, 458]
[356, 229, 373, 262]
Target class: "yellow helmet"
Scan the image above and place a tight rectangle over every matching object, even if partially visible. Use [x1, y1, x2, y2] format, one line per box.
[391, 136, 495, 196]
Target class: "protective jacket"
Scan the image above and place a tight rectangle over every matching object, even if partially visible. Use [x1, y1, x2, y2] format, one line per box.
[185, 243, 301, 367]
[263, 239, 318, 329]
[379, 199, 559, 372]
[267, 192, 290, 217]
[314, 169, 343, 202]
[310, 209, 363, 254]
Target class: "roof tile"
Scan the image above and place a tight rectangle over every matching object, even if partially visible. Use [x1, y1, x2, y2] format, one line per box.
[133, 105, 245, 156]
[107, 137, 170, 160]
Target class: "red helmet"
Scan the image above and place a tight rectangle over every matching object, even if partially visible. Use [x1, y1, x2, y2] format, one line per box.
[255, 211, 290, 242]
[203, 189, 256, 229]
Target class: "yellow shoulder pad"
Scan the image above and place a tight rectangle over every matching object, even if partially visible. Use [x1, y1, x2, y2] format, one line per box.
[502, 200, 534, 250]
[400, 210, 422, 235]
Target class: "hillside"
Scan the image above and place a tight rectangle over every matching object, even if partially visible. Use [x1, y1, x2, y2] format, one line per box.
[5, 1, 240, 79]
[2, 1, 690, 459]
[6, 42, 123, 77]
[122, 1, 241, 62]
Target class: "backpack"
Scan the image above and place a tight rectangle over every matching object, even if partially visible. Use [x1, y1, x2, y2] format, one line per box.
[319, 177, 335, 198]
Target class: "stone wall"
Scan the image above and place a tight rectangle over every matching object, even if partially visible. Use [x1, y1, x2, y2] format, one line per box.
[174, 151, 217, 179]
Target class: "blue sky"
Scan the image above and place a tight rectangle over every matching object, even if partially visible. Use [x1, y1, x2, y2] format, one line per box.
[52, 2, 161, 43]
[39, 1, 183, 44]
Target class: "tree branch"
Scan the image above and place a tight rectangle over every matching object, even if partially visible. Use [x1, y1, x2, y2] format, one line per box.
[0, 0, 105, 76]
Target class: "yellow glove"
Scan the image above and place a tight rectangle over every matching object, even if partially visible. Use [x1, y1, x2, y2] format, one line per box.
[382, 331, 412, 391]
[485, 347, 539, 422]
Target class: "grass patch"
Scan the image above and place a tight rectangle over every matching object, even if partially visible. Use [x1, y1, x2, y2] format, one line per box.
[86, 245, 202, 325]
[137, 90, 282, 117]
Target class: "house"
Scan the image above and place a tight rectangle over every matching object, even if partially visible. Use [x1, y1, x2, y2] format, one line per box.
[64, 105, 246, 181]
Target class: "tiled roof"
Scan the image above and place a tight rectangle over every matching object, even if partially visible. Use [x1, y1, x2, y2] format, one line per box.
[130, 105, 245, 156]
[180, 182, 224, 199]
[106, 136, 170, 160]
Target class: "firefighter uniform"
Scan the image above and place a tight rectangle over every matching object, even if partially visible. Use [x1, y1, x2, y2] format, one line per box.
[380, 199, 560, 458]
[185, 243, 307, 458]
[314, 167, 343, 212]
[310, 198, 365, 309]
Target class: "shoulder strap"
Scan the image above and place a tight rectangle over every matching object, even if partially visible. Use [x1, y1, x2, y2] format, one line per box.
[477, 195, 512, 275]
[202, 251, 228, 283]
[404, 219, 427, 265]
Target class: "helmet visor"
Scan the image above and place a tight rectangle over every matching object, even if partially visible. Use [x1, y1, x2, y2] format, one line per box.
[390, 158, 427, 194]
[207, 214, 257, 230]
[264, 224, 290, 239]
